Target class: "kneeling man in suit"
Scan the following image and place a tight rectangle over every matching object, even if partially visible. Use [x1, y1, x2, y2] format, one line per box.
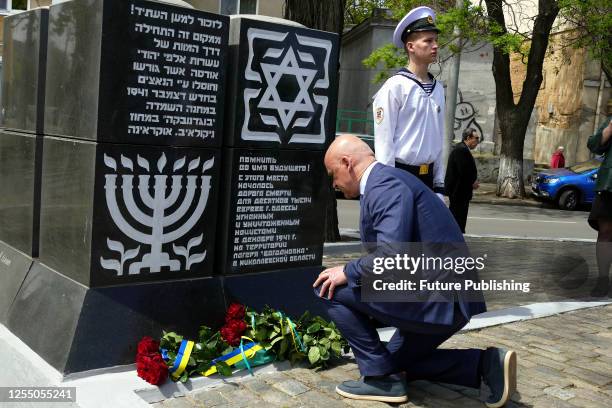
[314, 135, 516, 406]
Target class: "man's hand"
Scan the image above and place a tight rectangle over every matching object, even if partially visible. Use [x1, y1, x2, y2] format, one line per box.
[313, 265, 348, 300]
[473, 181, 480, 190]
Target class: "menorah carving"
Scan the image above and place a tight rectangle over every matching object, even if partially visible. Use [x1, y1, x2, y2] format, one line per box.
[100, 153, 213, 275]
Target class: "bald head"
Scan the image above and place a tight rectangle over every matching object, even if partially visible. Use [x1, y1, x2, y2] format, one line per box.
[324, 135, 375, 199]
[325, 135, 374, 169]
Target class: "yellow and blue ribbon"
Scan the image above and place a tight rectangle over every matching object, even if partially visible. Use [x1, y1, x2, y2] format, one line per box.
[169, 339, 194, 380]
[202, 338, 262, 376]
[276, 312, 306, 353]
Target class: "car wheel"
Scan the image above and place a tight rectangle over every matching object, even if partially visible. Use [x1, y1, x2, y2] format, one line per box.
[558, 189, 579, 211]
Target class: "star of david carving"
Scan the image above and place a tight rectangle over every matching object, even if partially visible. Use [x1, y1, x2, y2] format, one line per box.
[258, 46, 317, 130]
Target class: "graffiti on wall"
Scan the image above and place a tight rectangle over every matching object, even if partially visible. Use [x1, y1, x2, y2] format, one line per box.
[454, 89, 484, 141]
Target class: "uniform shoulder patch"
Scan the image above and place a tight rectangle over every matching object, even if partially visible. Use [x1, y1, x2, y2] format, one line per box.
[375, 107, 384, 124]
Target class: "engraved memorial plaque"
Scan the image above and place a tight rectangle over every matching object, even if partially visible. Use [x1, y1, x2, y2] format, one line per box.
[219, 148, 326, 274]
[44, 0, 228, 146]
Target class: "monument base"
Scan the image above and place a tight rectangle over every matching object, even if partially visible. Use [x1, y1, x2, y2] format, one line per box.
[0, 240, 33, 324]
[224, 266, 330, 320]
[6, 262, 227, 374]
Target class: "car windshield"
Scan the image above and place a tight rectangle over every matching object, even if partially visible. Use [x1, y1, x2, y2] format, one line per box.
[569, 158, 601, 174]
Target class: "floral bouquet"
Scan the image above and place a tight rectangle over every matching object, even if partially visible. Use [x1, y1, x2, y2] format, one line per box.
[135, 303, 349, 384]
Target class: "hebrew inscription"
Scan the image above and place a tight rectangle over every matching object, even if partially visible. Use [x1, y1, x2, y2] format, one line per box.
[126, 1, 227, 143]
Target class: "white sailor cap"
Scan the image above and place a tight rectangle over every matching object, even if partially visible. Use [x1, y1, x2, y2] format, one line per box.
[393, 6, 440, 49]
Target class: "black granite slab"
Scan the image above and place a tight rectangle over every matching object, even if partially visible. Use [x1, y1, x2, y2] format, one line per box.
[7, 261, 226, 374]
[0, 8, 48, 133]
[0, 241, 33, 324]
[224, 17, 339, 150]
[39, 136, 220, 287]
[224, 266, 330, 321]
[0, 131, 43, 256]
[44, 0, 228, 147]
[217, 148, 326, 274]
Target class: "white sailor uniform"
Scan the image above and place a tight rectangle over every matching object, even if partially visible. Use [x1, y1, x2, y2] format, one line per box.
[372, 68, 445, 193]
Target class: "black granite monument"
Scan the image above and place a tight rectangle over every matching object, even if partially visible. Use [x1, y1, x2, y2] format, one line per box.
[5, 0, 230, 374]
[218, 16, 339, 317]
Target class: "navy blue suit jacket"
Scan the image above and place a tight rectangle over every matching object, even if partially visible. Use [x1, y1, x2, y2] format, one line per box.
[344, 163, 486, 325]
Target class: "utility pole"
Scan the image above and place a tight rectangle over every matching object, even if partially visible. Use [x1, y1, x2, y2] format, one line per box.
[443, 0, 463, 174]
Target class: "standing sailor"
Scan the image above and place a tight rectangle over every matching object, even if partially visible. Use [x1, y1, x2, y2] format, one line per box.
[372, 6, 446, 198]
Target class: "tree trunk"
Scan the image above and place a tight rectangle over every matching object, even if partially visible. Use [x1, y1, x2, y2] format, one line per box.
[485, 0, 559, 198]
[284, 0, 345, 242]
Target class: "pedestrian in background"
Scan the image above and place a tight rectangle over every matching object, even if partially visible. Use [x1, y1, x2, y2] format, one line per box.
[445, 128, 480, 233]
[372, 6, 446, 200]
[550, 146, 565, 168]
[587, 117, 612, 297]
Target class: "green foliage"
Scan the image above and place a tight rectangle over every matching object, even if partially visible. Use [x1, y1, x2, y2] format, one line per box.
[359, 1, 534, 83]
[558, 0, 612, 81]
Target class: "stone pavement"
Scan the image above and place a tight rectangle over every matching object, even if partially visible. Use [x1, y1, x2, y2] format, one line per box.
[154, 304, 612, 408]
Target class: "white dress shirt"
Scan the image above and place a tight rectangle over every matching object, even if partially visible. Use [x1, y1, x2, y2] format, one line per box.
[359, 161, 378, 196]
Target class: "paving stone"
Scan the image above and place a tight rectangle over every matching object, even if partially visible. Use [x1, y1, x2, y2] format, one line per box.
[159, 397, 198, 408]
[259, 372, 292, 385]
[241, 378, 272, 394]
[543, 385, 577, 401]
[284, 367, 322, 384]
[525, 347, 570, 363]
[272, 379, 310, 396]
[258, 389, 293, 405]
[524, 366, 574, 388]
[216, 388, 260, 407]
[314, 379, 343, 398]
[319, 365, 359, 382]
[566, 358, 612, 378]
[562, 367, 611, 387]
[189, 389, 228, 407]
[566, 397, 607, 408]
[297, 390, 348, 408]
[572, 386, 612, 406]
[523, 353, 569, 371]
[532, 396, 580, 408]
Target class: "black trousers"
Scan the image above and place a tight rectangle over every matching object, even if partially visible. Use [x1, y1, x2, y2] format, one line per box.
[449, 196, 470, 233]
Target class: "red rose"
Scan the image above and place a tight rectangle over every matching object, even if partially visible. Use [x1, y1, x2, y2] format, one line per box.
[220, 319, 247, 346]
[136, 353, 168, 385]
[225, 303, 245, 322]
[137, 336, 160, 356]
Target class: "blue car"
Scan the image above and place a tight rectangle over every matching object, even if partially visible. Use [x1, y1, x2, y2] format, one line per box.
[531, 157, 602, 210]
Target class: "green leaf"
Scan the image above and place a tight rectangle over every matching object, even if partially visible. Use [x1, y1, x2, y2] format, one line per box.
[215, 361, 232, 376]
[306, 323, 321, 334]
[279, 338, 288, 357]
[302, 334, 313, 345]
[308, 346, 320, 365]
[270, 336, 284, 346]
[331, 341, 342, 355]
[319, 338, 330, 346]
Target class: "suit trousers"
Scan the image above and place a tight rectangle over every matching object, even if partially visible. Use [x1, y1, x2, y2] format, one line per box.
[449, 196, 470, 233]
[315, 286, 482, 388]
